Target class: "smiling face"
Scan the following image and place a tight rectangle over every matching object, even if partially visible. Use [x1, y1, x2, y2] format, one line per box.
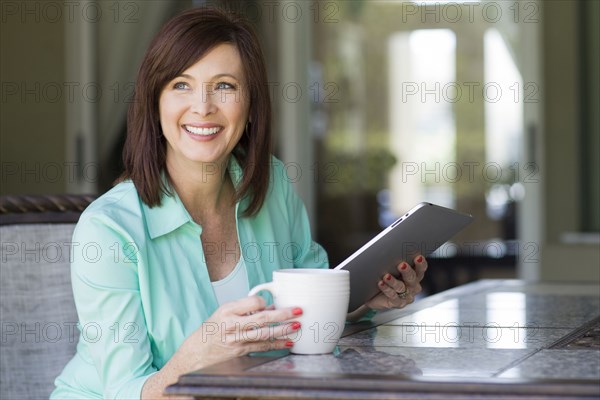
[159, 43, 250, 171]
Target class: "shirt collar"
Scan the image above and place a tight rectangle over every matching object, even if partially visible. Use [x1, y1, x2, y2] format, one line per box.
[142, 155, 245, 239]
[228, 154, 244, 187]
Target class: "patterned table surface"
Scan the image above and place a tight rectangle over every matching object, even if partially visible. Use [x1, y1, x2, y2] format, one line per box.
[167, 280, 600, 399]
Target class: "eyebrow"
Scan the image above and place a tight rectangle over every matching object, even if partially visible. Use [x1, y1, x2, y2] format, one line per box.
[178, 73, 240, 81]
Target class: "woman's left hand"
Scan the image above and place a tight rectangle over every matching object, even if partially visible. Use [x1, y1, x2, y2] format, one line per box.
[365, 255, 428, 310]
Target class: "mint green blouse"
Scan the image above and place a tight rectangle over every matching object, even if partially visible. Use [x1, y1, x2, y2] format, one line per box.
[51, 156, 328, 399]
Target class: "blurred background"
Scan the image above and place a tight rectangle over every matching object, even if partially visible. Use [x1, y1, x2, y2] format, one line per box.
[1, 0, 599, 293]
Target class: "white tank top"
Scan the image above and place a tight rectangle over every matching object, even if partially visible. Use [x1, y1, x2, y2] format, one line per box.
[211, 258, 249, 305]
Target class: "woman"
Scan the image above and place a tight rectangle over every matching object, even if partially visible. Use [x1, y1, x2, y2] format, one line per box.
[52, 7, 427, 399]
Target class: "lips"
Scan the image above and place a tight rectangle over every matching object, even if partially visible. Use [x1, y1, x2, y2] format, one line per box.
[183, 124, 222, 136]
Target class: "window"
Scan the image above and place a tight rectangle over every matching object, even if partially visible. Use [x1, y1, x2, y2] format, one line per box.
[312, 1, 530, 292]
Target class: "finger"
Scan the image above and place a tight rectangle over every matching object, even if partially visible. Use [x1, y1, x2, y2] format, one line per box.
[222, 295, 266, 316]
[273, 321, 303, 339]
[369, 291, 406, 309]
[382, 273, 407, 294]
[397, 262, 417, 286]
[241, 306, 303, 328]
[245, 321, 302, 342]
[244, 339, 294, 354]
[414, 255, 428, 281]
[401, 260, 423, 296]
[378, 279, 401, 299]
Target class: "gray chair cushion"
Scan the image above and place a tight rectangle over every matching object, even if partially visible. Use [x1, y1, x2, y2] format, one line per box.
[1, 223, 79, 400]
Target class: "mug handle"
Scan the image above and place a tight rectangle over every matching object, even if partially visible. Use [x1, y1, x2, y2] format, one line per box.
[248, 282, 275, 297]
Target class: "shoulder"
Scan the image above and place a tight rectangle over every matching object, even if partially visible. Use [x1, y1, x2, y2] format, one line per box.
[257, 155, 306, 218]
[267, 155, 285, 179]
[75, 181, 144, 241]
[267, 155, 294, 198]
[81, 181, 142, 220]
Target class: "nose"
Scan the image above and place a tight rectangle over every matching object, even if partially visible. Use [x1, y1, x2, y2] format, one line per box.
[189, 86, 217, 116]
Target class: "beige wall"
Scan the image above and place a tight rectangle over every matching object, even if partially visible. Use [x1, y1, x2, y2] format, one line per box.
[0, 1, 187, 196]
[1, 7, 67, 194]
[583, 0, 600, 232]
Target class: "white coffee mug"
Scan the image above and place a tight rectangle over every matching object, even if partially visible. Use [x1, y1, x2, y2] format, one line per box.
[248, 268, 350, 354]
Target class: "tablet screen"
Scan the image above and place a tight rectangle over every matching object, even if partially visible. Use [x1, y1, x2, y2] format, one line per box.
[334, 202, 473, 312]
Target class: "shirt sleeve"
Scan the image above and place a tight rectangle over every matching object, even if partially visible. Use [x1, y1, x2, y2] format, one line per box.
[70, 212, 157, 399]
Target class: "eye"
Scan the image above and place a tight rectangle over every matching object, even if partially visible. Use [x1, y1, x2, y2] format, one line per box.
[173, 81, 190, 90]
[215, 82, 236, 90]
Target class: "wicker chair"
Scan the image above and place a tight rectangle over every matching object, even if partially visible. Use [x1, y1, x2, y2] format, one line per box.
[0, 194, 95, 399]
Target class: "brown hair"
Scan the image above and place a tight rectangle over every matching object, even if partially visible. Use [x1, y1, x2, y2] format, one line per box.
[121, 7, 272, 216]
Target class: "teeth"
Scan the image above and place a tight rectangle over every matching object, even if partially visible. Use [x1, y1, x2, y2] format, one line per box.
[185, 125, 220, 136]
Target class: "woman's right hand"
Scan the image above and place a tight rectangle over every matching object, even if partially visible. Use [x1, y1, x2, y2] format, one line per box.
[180, 295, 302, 370]
[142, 296, 301, 399]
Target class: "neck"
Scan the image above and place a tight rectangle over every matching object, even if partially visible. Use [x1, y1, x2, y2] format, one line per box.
[166, 156, 233, 221]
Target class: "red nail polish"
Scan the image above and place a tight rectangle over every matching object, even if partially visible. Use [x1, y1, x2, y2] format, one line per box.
[416, 256, 423, 263]
[401, 263, 408, 270]
[291, 321, 301, 330]
[292, 308, 303, 316]
[285, 340, 294, 348]
[385, 274, 392, 281]
[379, 281, 386, 287]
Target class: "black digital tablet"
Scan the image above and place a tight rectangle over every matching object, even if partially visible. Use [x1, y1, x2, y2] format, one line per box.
[334, 202, 473, 312]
